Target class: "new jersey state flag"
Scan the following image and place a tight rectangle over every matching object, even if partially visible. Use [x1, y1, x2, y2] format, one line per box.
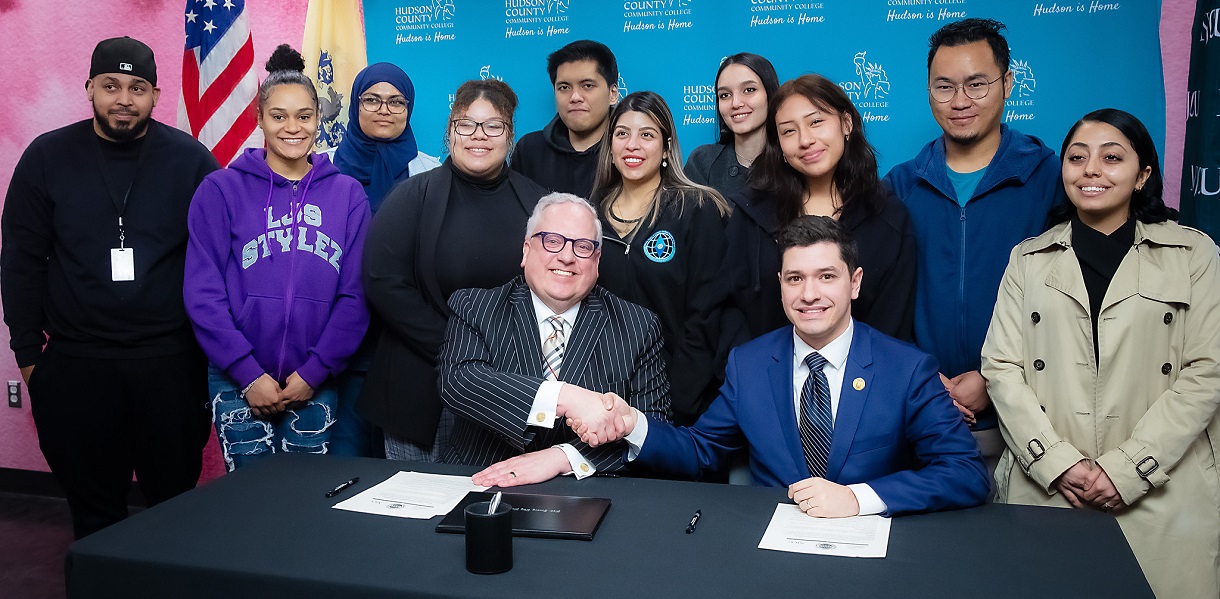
[302, 0, 368, 152]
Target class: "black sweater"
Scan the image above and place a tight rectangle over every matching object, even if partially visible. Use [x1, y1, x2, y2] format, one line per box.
[2, 120, 218, 365]
[597, 189, 729, 424]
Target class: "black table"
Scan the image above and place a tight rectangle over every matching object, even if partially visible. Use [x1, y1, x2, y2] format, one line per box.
[66, 454, 1153, 598]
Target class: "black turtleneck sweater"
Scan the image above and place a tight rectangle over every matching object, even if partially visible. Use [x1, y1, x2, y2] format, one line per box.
[1071, 215, 1136, 363]
[436, 161, 530, 298]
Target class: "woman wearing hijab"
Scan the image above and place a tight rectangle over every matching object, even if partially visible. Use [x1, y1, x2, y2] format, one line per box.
[330, 63, 440, 457]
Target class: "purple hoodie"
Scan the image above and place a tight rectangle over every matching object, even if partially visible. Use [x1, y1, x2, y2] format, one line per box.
[185, 148, 370, 389]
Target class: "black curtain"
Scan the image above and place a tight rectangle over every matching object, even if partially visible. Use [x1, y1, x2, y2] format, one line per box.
[1180, 1, 1220, 241]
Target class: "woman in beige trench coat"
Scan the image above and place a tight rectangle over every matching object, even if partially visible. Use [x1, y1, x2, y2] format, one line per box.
[982, 109, 1220, 598]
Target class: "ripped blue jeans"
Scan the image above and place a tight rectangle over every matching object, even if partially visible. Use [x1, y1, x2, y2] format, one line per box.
[208, 366, 337, 472]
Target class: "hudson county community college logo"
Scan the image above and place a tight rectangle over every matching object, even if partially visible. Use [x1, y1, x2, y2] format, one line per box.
[1010, 59, 1036, 98]
[644, 230, 676, 263]
[680, 80, 715, 127]
[504, 0, 571, 38]
[1004, 57, 1036, 123]
[394, 0, 456, 43]
[838, 52, 889, 122]
[479, 65, 504, 81]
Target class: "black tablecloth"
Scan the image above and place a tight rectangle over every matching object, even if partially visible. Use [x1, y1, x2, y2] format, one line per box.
[66, 453, 1153, 599]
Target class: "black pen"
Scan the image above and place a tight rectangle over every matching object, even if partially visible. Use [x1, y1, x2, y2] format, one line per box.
[325, 477, 359, 498]
[685, 509, 701, 534]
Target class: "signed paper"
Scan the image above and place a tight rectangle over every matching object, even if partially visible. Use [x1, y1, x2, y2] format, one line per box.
[758, 504, 891, 558]
[332, 471, 488, 519]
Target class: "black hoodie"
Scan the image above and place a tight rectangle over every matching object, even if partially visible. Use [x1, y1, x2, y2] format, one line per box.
[509, 115, 602, 199]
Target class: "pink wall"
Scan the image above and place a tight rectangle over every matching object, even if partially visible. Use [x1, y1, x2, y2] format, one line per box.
[0, 1, 1199, 476]
[0, 0, 308, 476]
[1162, 1, 1194, 206]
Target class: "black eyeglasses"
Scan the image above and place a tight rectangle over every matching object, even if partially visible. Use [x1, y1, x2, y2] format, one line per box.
[927, 74, 1005, 103]
[531, 232, 599, 258]
[451, 118, 508, 137]
[359, 95, 408, 114]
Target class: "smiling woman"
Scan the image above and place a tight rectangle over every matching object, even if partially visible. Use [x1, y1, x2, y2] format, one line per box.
[359, 78, 550, 462]
[183, 44, 372, 471]
[589, 91, 732, 425]
[722, 73, 916, 348]
[983, 109, 1220, 597]
[684, 53, 780, 198]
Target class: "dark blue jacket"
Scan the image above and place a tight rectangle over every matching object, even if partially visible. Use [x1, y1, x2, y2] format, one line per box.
[884, 125, 1059, 384]
[637, 321, 988, 515]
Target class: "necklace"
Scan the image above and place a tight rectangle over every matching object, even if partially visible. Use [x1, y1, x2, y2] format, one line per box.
[608, 206, 642, 224]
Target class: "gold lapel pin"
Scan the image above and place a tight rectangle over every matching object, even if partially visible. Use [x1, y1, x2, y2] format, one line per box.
[853, 378, 866, 391]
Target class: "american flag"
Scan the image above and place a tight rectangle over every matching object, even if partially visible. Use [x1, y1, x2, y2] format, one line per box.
[178, 0, 260, 167]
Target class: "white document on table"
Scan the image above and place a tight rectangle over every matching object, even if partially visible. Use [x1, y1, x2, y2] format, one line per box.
[332, 471, 488, 519]
[758, 504, 892, 558]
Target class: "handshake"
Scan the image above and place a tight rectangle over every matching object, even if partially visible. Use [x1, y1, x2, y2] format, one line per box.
[558, 384, 639, 447]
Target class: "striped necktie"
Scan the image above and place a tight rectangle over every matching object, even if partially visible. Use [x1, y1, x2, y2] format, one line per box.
[799, 351, 834, 478]
[542, 315, 567, 381]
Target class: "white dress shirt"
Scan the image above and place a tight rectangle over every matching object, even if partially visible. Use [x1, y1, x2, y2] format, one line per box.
[525, 292, 594, 479]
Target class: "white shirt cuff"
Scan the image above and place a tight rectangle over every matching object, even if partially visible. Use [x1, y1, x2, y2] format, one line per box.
[557, 443, 595, 479]
[848, 483, 887, 516]
[527, 381, 563, 429]
[623, 408, 649, 462]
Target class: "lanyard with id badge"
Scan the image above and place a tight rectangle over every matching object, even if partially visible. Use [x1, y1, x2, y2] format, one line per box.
[95, 133, 148, 282]
[112, 216, 134, 281]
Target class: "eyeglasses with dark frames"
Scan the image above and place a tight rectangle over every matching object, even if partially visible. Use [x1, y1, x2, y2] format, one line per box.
[451, 118, 508, 137]
[927, 74, 1005, 103]
[359, 95, 408, 114]
[531, 232, 599, 258]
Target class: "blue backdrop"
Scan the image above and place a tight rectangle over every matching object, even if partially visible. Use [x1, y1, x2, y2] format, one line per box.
[365, 0, 1164, 175]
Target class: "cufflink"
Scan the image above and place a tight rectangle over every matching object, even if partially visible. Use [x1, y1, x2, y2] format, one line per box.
[536, 412, 547, 423]
[852, 378, 865, 391]
[579, 463, 590, 473]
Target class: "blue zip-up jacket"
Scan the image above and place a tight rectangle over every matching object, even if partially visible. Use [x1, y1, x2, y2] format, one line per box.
[884, 125, 1059, 391]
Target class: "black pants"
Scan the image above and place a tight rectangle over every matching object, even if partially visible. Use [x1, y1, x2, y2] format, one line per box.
[28, 344, 211, 539]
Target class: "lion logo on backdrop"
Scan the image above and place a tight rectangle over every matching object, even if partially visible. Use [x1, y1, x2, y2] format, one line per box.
[548, 0, 570, 12]
[852, 52, 890, 100]
[314, 50, 346, 150]
[616, 75, 629, 103]
[644, 230, 676, 263]
[1010, 59, 1036, 98]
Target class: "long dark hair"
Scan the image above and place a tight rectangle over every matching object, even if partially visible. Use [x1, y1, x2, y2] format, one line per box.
[1048, 108, 1177, 226]
[590, 91, 730, 226]
[714, 53, 780, 145]
[750, 74, 887, 224]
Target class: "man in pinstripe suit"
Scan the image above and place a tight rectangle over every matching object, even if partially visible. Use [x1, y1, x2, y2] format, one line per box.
[439, 193, 671, 486]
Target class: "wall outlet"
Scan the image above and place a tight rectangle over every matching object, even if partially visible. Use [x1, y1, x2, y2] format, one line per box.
[7, 380, 20, 408]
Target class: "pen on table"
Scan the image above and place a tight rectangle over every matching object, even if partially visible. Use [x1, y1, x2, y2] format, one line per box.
[686, 509, 701, 534]
[325, 477, 359, 498]
[488, 491, 503, 515]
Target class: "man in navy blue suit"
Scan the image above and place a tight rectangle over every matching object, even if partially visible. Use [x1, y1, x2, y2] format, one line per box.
[577, 216, 988, 517]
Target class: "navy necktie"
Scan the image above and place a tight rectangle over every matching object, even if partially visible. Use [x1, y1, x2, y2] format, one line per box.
[799, 352, 834, 478]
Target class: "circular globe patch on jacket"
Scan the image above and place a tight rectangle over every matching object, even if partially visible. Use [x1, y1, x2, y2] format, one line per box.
[643, 230, 676, 263]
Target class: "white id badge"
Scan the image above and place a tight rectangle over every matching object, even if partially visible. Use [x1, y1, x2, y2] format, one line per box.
[111, 248, 135, 281]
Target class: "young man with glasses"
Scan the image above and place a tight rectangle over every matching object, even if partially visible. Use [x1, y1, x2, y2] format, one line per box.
[884, 19, 1059, 470]
[510, 40, 619, 198]
[438, 193, 670, 486]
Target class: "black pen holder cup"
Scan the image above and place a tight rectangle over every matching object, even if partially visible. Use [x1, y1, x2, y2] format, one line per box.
[464, 501, 513, 574]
